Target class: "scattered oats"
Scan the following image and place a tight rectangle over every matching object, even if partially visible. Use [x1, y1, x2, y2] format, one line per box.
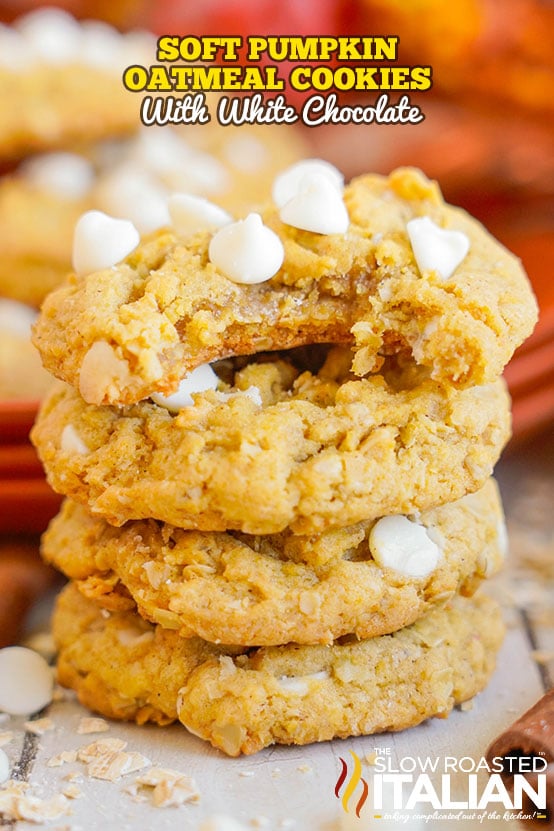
[460, 699, 474, 712]
[0, 782, 70, 823]
[47, 750, 77, 767]
[251, 817, 270, 828]
[297, 764, 311, 773]
[0, 732, 13, 747]
[271, 768, 281, 778]
[87, 750, 150, 782]
[531, 650, 554, 665]
[239, 770, 255, 778]
[76, 717, 109, 735]
[365, 752, 378, 766]
[278, 821, 296, 829]
[62, 785, 82, 799]
[63, 771, 82, 782]
[24, 717, 55, 735]
[135, 767, 200, 807]
[17, 793, 70, 823]
[77, 737, 127, 763]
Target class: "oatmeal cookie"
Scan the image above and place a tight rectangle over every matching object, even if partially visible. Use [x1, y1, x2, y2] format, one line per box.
[0, 10, 149, 161]
[53, 583, 504, 756]
[31, 350, 511, 534]
[43, 480, 505, 645]
[0, 124, 307, 307]
[32, 168, 537, 405]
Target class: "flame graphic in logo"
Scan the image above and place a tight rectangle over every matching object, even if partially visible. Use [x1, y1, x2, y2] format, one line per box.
[334, 750, 369, 817]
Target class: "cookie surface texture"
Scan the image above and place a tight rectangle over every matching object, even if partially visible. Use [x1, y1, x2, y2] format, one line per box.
[33, 168, 537, 405]
[53, 584, 504, 756]
[31, 351, 511, 533]
[43, 480, 505, 645]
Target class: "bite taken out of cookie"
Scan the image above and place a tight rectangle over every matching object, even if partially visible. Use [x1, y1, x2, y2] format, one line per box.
[32, 165, 538, 406]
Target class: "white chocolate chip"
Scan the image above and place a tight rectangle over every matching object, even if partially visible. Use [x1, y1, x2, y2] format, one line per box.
[79, 20, 123, 72]
[0, 647, 53, 715]
[0, 749, 9, 783]
[407, 217, 470, 280]
[129, 128, 192, 178]
[369, 515, 440, 578]
[21, 152, 94, 200]
[496, 516, 509, 558]
[277, 671, 329, 696]
[209, 213, 284, 285]
[242, 386, 262, 406]
[78, 340, 131, 405]
[151, 364, 219, 411]
[223, 135, 268, 173]
[279, 173, 349, 235]
[0, 298, 37, 339]
[60, 424, 90, 455]
[116, 628, 155, 647]
[200, 815, 249, 831]
[168, 193, 231, 236]
[0, 24, 36, 70]
[272, 159, 344, 208]
[16, 8, 83, 64]
[72, 210, 140, 277]
[94, 166, 170, 234]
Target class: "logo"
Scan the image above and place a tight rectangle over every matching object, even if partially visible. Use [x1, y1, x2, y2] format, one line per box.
[333, 750, 548, 822]
[334, 750, 369, 817]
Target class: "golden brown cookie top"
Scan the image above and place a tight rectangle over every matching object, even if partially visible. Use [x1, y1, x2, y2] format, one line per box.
[33, 167, 537, 406]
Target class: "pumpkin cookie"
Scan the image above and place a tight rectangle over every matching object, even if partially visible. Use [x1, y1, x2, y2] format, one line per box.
[0, 123, 307, 307]
[32, 168, 537, 405]
[43, 480, 506, 645]
[31, 348, 511, 534]
[0, 9, 152, 161]
[53, 583, 504, 756]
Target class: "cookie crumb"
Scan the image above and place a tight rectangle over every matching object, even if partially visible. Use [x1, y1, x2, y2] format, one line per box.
[460, 699, 474, 712]
[365, 752, 378, 766]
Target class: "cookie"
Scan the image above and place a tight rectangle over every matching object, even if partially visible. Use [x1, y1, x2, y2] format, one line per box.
[32, 167, 537, 406]
[31, 348, 511, 534]
[0, 9, 153, 162]
[42, 480, 506, 645]
[0, 124, 307, 307]
[53, 583, 504, 756]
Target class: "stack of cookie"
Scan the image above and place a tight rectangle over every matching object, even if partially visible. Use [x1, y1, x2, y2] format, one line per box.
[32, 165, 537, 756]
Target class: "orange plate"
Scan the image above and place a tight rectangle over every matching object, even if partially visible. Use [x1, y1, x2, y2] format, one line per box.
[0, 399, 40, 443]
[0, 443, 43, 478]
[0, 477, 62, 533]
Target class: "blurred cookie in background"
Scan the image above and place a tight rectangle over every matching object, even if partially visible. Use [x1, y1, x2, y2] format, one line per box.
[0, 121, 307, 307]
[0, 7, 156, 162]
